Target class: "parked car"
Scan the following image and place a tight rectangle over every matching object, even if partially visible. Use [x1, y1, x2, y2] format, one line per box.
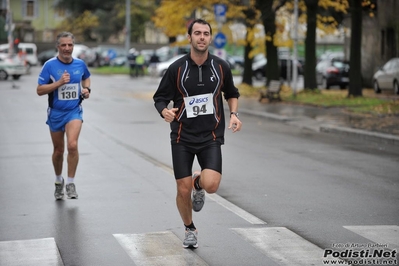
[155, 54, 185, 77]
[252, 54, 304, 80]
[319, 51, 345, 62]
[0, 42, 38, 67]
[91, 45, 127, 67]
[38, 49, 57, 65]
[110, 56, 127, 67]
[372, 57, 399, 95]
[72, 44, 96, 65]
[316, 58, 350, 89]
[228, 55, 244, 71]
[0, 57, 27, 80]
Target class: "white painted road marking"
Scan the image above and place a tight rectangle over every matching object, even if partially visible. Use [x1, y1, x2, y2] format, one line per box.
[0, 238, 63, 266]
[207, 193, 267, 225]
[344, 225, 399, 247]
[232, 227, 345, 266]
[2, 226, 397, 265]
[114, 231, 208, 266]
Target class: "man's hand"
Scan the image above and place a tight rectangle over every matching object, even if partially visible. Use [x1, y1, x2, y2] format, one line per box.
[228, 115, 242, 133]
[162, 108, 178, 123]
[82, 87, 90, 99]
[59, 70, 70, 85]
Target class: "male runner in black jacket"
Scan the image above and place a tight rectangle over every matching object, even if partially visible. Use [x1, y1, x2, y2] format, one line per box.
[153, 18, 242, 248]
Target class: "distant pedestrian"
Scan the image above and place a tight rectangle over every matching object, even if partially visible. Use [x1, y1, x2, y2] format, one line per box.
[149, 52, 160, 77]
[36, 31, 91, 200]
[127, 51, 137, 77]
[153, 18, 242, 249]
[13, 38, 20, 54]
[135, 52, 145, 77]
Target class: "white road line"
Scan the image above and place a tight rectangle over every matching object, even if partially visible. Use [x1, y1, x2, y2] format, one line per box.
[159, 166, 266, 225]
[232, 227, 345, 266]
[99, 128, 267, 226]
[207, 193, 267, 225]
[113, 231, 208, 266]
[344, 225, 399, 247]
[0, 238, 64, 266]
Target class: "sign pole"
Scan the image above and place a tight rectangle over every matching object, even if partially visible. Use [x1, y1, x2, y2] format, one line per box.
[214, 4, 227, 60]
[292, 0, 298, 98]
[6, 0, 14, 58]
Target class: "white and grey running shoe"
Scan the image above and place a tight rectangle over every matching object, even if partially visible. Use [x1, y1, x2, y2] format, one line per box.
[54, 179, 64, 200]
[66, 183, 78, 199]
[182, 229, 198, 248]
[192, 172, 205, 212]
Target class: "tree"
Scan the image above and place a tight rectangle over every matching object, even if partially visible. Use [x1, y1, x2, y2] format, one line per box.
[346, 0, 377, 97]
[239, 0, 261, 86]
[256, 0, 279, 86]
[153, 0, 262, 86]
[56, 11, 99, 42]
[55, 0, 157, 43]
[303, 0, 318, 90]
[347, 0, 362, 97]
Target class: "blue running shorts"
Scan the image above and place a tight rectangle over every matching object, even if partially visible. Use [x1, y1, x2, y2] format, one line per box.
[46, 106, 83, 132]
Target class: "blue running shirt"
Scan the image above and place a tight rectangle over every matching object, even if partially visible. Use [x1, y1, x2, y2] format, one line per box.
[38, 57, 91, 110]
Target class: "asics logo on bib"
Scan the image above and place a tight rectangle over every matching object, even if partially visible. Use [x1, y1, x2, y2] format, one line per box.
[61, 85, 76, 91]
[189, 97, 209, 105]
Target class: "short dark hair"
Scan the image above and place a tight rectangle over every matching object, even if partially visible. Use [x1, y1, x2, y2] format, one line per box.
[56, 32, 75, 46]
[187, 19, 212, 36]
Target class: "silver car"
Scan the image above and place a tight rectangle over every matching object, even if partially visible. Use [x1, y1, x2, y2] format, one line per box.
[0, 57, 27, 80]
[155, 54, 185, 77]
[372, 57, 399, 95]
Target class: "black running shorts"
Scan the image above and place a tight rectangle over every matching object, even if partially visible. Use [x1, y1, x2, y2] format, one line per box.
[171, 141, 222, 179]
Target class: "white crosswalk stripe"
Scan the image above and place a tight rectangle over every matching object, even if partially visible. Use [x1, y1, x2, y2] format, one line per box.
[113, 231, 208, 266]
[207, 193, 267, 225]
[1, 225, 397, 265]
[344, 225, 399, 247]
[0, 238, 63, 266]
[232, 227, 345, 266]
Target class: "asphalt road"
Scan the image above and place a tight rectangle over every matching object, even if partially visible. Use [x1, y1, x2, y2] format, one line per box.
[0, 67, 398, 266]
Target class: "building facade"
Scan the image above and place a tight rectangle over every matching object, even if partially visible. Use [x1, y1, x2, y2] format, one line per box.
[0, 0, 65, 43]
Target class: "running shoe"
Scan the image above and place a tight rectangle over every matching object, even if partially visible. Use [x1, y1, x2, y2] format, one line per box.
[54, 179, 64, 200]
[182, 228, 198, 248]
[66, 183, 78, 199]
[192, 171, 205, 212]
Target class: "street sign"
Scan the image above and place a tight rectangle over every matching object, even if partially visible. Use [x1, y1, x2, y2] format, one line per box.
[214, 32, 227, 49]
[214, 4, 227, 23]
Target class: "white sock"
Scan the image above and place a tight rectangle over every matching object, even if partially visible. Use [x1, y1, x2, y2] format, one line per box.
[67, 177, 75, 184]
[55, 175, 63, 184]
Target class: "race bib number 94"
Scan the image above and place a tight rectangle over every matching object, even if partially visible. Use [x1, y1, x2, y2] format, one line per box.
[58, 84, 79, 100]
[184, 93, 214, 118]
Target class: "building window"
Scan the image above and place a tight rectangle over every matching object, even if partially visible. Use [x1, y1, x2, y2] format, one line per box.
[22, 0, 38, 19]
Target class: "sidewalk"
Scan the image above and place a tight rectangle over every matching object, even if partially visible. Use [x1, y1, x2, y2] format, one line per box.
[237, 96, 399, 146]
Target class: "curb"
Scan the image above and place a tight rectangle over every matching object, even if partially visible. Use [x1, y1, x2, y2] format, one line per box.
[320, 125, 399, 146]
[240, 108, 399, 146]
[239, 109, 291, 122]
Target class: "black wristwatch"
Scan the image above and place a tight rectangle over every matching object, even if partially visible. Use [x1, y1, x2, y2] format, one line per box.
[84, 87, 91, 93]
[230, 112, 239, 118]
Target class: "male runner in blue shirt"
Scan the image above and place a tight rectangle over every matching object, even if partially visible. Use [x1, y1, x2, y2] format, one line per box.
[37, 32, 91, 200]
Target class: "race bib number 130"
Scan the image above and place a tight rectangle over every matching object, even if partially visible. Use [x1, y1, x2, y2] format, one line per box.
[58, 83, 79, 100]
[184, 93, 214, 118]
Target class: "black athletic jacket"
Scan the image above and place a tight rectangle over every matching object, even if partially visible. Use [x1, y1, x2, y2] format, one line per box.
[153, 53, 240, 145]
